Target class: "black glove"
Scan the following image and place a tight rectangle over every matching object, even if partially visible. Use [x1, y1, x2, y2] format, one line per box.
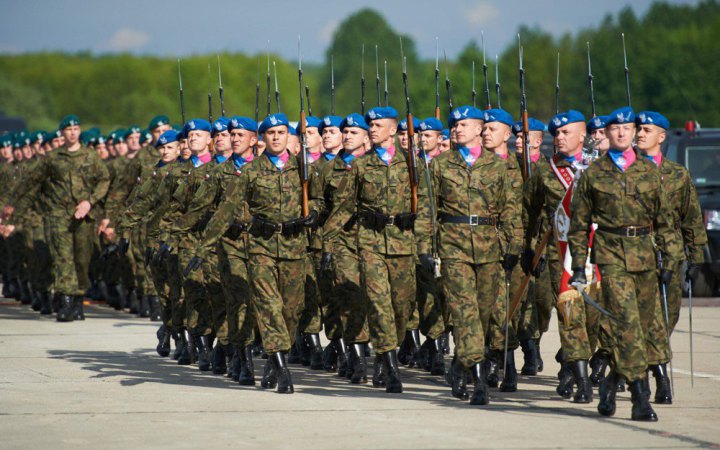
[685, 262, 701, 283]
[153, 241, 173, 265]
[502, 254, 519, 272]
[144, 246, 154, 266]
[569, 267, 587, 286]
[533, 254, 547, 277]
[320, 252, 333, 273]
[419, 254, 436, 274]
[183, 256, 205, 277]
[520, 249, 535, 276]
[304, 210, 319, 228]
[100, 244, 118, 260]
[118, 238, 130, 255]
[659, 269, 673, 284]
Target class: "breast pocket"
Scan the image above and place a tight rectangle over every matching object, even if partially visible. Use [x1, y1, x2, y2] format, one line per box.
[441, 173, 465, 206]
[360, 172, 383, 203]
[592, 177, 621, 214]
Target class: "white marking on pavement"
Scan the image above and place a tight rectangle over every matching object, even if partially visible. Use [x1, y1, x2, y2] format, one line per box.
[673, 368, 720, 381]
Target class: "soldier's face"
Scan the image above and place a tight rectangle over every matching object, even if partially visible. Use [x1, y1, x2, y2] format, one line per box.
[481, 122, 510, 150]
[369, 119, 397, 146]
[514, 131, 543, 155]
[456, 119, 483, 147]
[62, 125, 81, 146]
[95, 144, 109, 160]
[607, 123, 636, 149]
[636, 125, 666, 152]
[213, 130, 232, 153]
[115, 141, 128, 157]
[13, 148, 23, 161]
[439, 139, 451, 153]
[52, 136, 64, 149]
[126, 133, 141, 151]
[187, 130, 211, 153]
[151, 124, 172, 144]
[230, 129, 257, 158]
[398, 130, 409, 150]
[555, 122, 585, 155]
[420, 130, 441, 152]
[1, 145, 12, 160]
[306, 127, 322, 150]
[342, 127, 368, 152]
[590, 128, 609, 152]
[322, 127, 342, 152]
[159, 141, 180, 162]
[22, 145, 33, 160]
[263, 126, 289, 155]
[288, 135, 301, 156]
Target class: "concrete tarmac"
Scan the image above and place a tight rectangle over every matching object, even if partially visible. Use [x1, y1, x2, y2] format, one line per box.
[1, 300, 719, 449]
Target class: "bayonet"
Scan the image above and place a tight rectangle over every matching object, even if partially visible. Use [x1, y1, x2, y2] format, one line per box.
[330, 54, 335, 115]
[255, 56, 260, 123]
[471, 60, 476, 107]
[482, 31, 491, 109]
[305, 84, 313, 116]
[266, 41, 271, 116]
[555, 52, 560, 114]
[495, 54, 501, 109]
[207, 63, 213, 123]
[375, 45, 381, 106]
[273, 60, 281, 113]
[384, 59, 389, 106]
[177, 59, 186, 125]
[622, 33, 631, 107]
[361, 44, 366, 115]
[587, 42, 596, 117]
[217, 55, 225, 117]
[434, 37, 440, 120]
[444, 50, 453, 115]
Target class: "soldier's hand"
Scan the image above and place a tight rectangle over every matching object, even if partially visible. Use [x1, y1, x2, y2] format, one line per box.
[569, 267, 587, 286]
[102, 227, 116, 241]
[1, 205, 14, 220]
[320, 252, 333, 273]
[502, 254, 519, 272]
[97, 218, 111, 236]
[100, 244, 118, 260]
[303, 210, 319, 228]
[0, 224, 14, 238]
[659, 269, 673, 284]
[118, 238, 130, 255]
[183, 256, 204, 277]
[74, 200, 92, 219]
[520, 249, 535, 276]
[153, 241, 173, 265]
[685, 263, 701, 283]
[419, 253, 437, 274]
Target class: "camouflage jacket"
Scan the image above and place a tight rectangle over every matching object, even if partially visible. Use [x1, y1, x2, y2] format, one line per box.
[416, 148, 520, 264]
[323, 148, 418, 256]
[568, 151, 680, 271]
[125, 146, 162, 204]
[13, 145, 110, 221]
[307, 154, 336, 251]
[657, 158, 708, 264]
[103, 157, 136, 221]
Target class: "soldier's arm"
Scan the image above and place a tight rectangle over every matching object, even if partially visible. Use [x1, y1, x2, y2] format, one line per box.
[679, 171, 709, 264]
[498, 166, 521, 254]
[568, 172, 592, 267]
[506, 169, 525, 255]
[9, 158, 47, 206]
[307, 164, 325, 217]
[414, 160, 435, 256]
[197, 172, 248, 254]
[321, 164, 359, 252]
[654, 182, 681, 269]
[168, 173, 220, 236]
[88, 157, 110, 208]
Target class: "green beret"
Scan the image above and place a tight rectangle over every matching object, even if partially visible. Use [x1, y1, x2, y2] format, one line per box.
[113, 128, 127, 143]
[0, 134, 12, 147]
[30, 130, 46, 144]
[126, 125, 142, 136]
[139, 128, 152, 145]
[59, 114, 81, 130]
[148, 115, 170, 130]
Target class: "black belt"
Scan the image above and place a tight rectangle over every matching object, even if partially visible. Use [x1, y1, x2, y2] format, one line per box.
[224, 220, 247, 240]
[598, 225, 652, 237]
[358, 210, 415, 231]
[438, 212, 497, 226]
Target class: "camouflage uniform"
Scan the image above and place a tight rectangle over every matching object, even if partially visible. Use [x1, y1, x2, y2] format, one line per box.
[102, 156, 136, 294]
[568, 152, 679, 382]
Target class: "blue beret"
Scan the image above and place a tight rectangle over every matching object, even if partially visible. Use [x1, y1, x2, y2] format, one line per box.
[365, 106, 398, 122]
[636, 111, 670, 130]
[304, 116, 322, 128]
[512, 118, 546, 135]
[59, 114, 80, 130]
[340, 113, 369, 131]
[156, 130, 179, 148]
[587, 115, 609, 131]
[419, 118, 443, 132]
[548, 110, 586, 135]
[606, 107, 636, 126]
[212, 117, 230, 135]
[288, 125, 297, 136]
[228, 116, 258, 132]
[398, 117, 421, 132]
[441, 129, 450, 141]
[183, 118, 212, 134]
[176, 129, 186, 140]
[148, 115, 171, 130]
[448, 105, 483, 128]
[258, 113, 289, 134]
[483, 108, 514, 127]
[319, 115, 343, 134]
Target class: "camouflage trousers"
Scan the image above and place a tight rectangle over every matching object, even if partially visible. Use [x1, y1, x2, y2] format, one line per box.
[488, 268, 525, 352]
[518, 264, 554, 341]
[248, 254, 305, 355]
[443, 260, 501, 368]
[666, 260, 683, 334]
[25, 222, 53, 293]
[416, 265, 446, 340]
[149, 248, 184, 333]
[599, 264, 670, 382]
[327, 246, 368, 344]
[359, 251, 415, 354]
[131, 225, 157, 297]
[218, 243, 255, 349]
[299, 251, 324, 335]
[5, 231, 26, 281]
[179, 247, 225, 340]
[45, 217, 94, 296]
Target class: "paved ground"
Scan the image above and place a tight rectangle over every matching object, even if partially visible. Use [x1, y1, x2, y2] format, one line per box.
[1, 299, 719, 449]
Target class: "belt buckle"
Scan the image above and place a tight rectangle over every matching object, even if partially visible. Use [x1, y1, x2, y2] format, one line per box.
[626, 226, 637, 237]
[469, 215, 479, 226]
[386, 215, 395, 225]
[275, 223, 283, 234]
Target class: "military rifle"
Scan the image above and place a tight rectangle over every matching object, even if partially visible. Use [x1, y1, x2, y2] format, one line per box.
[400, 39, 418, 214]
[482, 31, 491, 109]
[177, 59, 186, 124]
[361, 44, 366, 115]
[495, 54, 501, 109]
[518, 38, 531, 181]
[471, 60, 477, 107]
[217, 55, 226, 117]
[586, 42, 596, 117]
[375, 45, 381, 106]
[298, 36, 310, 218]
[266, 42, 271, 116]
[434, 37, 440, 120]
[622, 33, 631, 107]
[273, 61, 281, 113]
[330, 54, 336, 115]
[444, 51, 454, 115]
[207, 63, 213, 123]
[384, 60, 389, 106]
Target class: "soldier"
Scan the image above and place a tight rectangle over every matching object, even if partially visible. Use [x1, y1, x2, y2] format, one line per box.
[636, 110, 707, 404]
[569, 106, 679, 421]
[4, 115, 110, 321]
[480, 108, 522, 392]
[324, 106, 418, 394]
[587, 115, 610, 155]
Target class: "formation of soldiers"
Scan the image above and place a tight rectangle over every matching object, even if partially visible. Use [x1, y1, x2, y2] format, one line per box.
[0, 70, 708, 423]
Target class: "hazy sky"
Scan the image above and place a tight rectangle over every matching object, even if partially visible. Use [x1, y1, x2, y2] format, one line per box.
[0, 0, 698, 62]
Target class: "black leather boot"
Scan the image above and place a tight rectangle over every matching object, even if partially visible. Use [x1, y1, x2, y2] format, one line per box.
[271, 352, 294, 394]
[177, 330, 195, 365]
[372, 355, 386, 388]
[139, 295, 150, 318]
[39, 291, 52, 315]
[322, 340, 338, 371]
[450, 356, 468, 400]
[148, 296, 162, 322]
[572, 360, 593, 403]
[195, 335, 212, 371]
[172, 331, 182, 360]
[31, 289, 42, 311]
[485, 352, 500, 388]
[229, 349, 240, 381]
[535, 338, 543, 372]
[520, 339, 538, 375]
[649, 364, 672, 404]
[97, 280, 111, 305]
[72, 296, 85, 321]
[288, 337, 303, 364]
[350, 343, 368, 384]
[56, 295, 75, 322]
[470, 363, 490, 405]
[440, 331, 451, 355]
[407, 329, 422, 368]
[128, 289, 139, 314]
[598, 370, 619, 417]
[156, 325, 171, 357]
[306, 333, 324, 370]
[238, 345, 256, 386]
[19, 279, 31, 305]
[114, 283, 126, 311]
[5, 278, 19, 299]
[430, 339, 446, 376]
[499, 350, 517, 392]
[397, 330, 412, 365]
[556, 363, 575, 399]
[260, 358, 277, 389]
[590, 349, 610, 387]
[630, 379, 658, 421]
[336, 339, 349, 377]
[383, 350, 403, 393]
[212, 343, 228, 375]
[617, 378, 626, 392]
